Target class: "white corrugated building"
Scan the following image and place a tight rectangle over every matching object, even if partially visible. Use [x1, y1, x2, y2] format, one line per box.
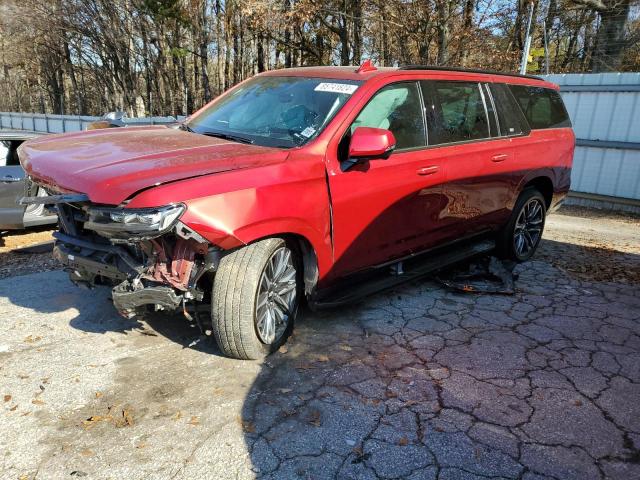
[544, 72, 640, 212]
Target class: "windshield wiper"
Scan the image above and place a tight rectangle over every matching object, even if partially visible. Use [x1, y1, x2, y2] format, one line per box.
[198, 130, 254, 144]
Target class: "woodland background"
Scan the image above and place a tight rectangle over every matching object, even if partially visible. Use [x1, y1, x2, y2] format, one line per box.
[0, 0, 638, 117]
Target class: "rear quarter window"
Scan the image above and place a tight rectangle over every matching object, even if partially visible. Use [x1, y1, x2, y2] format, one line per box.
[508, 85, 571, 130]
[489, 83, 530, 136]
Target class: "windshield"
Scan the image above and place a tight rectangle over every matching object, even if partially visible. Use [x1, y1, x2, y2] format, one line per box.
[187, 76, 361, 148]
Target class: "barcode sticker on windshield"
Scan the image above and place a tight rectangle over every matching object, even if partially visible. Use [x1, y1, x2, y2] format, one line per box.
[301, 127, 316, 138]
[314, 83, 358, 95]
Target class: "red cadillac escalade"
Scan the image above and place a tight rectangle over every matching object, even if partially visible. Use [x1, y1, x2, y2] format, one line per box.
[19, 64, 574, 360]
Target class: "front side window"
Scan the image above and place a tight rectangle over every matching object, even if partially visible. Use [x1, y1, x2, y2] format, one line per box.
[187, 76, 361, 148]
[508, 85, 571, 130]
[424, 81, 490, 145]
[351, 82, 426, 150]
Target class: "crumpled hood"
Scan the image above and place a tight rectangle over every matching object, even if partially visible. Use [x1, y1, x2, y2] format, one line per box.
[19, 125, 289, 205]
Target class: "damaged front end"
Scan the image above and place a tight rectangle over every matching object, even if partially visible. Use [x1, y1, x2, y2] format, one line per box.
[48, 198, 221, 320]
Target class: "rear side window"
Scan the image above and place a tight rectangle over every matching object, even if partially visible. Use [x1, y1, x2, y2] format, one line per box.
[351, 82, 426, 150]
[508, 85, 571, 129]
[422, 81, 490, 145]
[489, 83, 530, 136]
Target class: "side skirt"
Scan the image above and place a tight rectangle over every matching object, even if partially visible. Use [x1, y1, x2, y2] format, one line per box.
[310, 237, 496, 309]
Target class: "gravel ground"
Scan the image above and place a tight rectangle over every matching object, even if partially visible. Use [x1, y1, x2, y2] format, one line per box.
[0, 228, 58, 279]
[0, 208, 638, 480]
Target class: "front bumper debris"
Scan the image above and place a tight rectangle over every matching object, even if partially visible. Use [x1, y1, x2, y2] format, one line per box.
[52, 214, 215, 319]
[53, 243, 129, 286]
[112, 280, 183, 318]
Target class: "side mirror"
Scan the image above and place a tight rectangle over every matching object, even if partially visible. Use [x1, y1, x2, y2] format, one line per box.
[343, 127, 396, 171]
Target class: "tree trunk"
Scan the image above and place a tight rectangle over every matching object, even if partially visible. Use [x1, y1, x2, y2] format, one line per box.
[591, 0, 631, 72]
[460, 0, 475, 66]
[436, 1, 451, 65]
[257, 33, 265, 72]
[352, 0, 362, 64]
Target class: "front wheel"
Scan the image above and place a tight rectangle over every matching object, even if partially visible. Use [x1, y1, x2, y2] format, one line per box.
[497, 189, 547, 262]
[211, 238, 299, 360]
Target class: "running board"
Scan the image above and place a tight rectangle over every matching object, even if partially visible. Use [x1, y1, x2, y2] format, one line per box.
[311, 239, 495, 309]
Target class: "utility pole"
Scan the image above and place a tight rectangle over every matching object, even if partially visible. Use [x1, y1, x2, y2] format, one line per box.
[519, 1, 535, 75]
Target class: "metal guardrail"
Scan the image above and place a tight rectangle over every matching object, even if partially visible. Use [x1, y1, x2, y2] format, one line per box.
[0, 112, 183, 134]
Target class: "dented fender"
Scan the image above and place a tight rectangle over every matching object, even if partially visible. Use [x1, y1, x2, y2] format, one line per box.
[125, 150, 335, 280]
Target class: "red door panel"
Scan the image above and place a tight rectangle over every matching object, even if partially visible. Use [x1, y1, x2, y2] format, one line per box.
[439, 137, 519, 235]
[326, 148, 448, 279]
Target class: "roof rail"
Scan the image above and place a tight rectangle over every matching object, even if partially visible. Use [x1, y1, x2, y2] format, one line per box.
[398, 65, 544, 81]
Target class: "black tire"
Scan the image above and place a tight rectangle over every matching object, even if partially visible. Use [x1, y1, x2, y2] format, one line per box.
[211, 237, 300, 360]
[496, 188, 547, 262]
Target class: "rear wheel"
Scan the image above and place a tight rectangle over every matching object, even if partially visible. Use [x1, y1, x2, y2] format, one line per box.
[497, 189, 546, 262]
[211, 238, 299, 360]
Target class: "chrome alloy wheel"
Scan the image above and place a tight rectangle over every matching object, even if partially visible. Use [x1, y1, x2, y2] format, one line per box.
[513, 198, 544, 257]
[255, 246, 297, 344]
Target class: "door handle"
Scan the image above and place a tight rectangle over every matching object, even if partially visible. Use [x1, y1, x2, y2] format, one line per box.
[491, 154, 508, 162]
[416, 166, 439, 176]
[1, 175, 21, 183]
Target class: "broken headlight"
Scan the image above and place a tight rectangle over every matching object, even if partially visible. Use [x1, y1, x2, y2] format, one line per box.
[84, 204, 186, 240]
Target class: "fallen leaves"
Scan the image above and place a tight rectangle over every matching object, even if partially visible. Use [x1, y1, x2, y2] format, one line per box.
[122, 408, 134, 427]
[278, 345, 289, 354]
[351, 446, 370, 464]
[31, 399, 45, 406]
[398, 437, 409, 446]
[3, 394, 11, 402]
[241, 420, 256, 433]
[82, 415, 106, 428]
[317, 354, 330, 362]
[80, 448, 94, 457]
[82, 405, 135, 429]
[308, 410, 321, 427]
[24, 335, 42, 344]
[188, 416, 200, 426]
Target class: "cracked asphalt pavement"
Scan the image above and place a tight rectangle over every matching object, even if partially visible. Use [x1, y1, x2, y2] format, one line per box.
[1, 207, 639, 480]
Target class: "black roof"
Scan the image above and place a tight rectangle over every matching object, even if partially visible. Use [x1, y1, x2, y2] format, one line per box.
[398, 65, 544, 81]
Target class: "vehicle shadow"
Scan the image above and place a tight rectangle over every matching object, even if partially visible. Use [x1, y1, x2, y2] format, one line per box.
[0, 265, 225, 356]
[237, 238, 640, 478]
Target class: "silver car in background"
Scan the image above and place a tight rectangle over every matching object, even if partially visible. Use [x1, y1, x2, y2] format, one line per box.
[0, 131, 57, 231]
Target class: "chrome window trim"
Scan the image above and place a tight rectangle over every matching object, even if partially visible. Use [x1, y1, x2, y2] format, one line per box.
[477, 82, 492, 138]
[484, 83, 501, 137]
